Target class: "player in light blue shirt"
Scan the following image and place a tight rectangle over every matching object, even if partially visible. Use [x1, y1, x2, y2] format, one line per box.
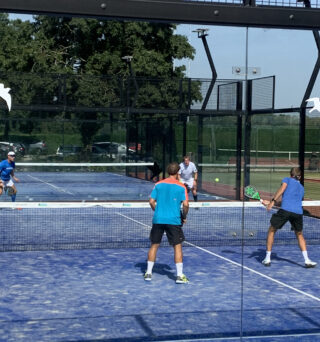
[261, 167, 316, 268]
[0, 151, 19, 202]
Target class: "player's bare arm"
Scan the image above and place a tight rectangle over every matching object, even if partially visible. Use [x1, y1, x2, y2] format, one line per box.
[149, 198, 156, 211]
[181, 199, 189, 223]
[11, 171, 19, 183]
[267, 182, 287, 211]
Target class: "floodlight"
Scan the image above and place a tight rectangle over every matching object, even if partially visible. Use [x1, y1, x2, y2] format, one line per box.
[192, 28, 209, 38]
[122, 56, 133, 63]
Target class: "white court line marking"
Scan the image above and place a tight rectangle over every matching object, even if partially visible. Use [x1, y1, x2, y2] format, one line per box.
[117, 212, 320, 303]
[185, 242, 320, 302]
[117, 212, 151, 228]
[26, 174, 74, 195]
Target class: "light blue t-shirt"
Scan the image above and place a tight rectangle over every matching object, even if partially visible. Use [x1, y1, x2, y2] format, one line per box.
[281, 177, 304, 215]
[150, 178, 188, 225]
[0, 160, 15, 181]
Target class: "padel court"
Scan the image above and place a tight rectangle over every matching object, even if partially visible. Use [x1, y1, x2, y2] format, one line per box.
[0, 202, 320, 341]
[2, 169, 220, 202]
[1, 0, 320, 341]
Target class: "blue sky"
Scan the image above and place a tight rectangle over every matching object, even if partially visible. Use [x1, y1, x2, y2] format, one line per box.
[175, 24, 320, 109]
[9, 13, 320, 110]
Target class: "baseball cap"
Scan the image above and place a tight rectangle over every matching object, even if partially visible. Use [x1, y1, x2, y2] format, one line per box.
[8, 151, 15, 156]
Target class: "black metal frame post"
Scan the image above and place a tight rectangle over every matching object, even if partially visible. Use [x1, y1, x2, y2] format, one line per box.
[3, 0, 320, 30]
[299, 30, 320, 185]
[244, 80, 252, 189]
[197, 115, 203, 191]
[236, 81, 243, 200]
[122, 55, 140, 174]
[182, 118, 187, 157]
[182, 78, 192, 158]
[193, 28, 217, 191]
[193, 29, 218, 111]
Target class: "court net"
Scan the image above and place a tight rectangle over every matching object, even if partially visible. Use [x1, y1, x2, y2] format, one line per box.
[0, 201, 319, 252]
[14, 162, 157, 202]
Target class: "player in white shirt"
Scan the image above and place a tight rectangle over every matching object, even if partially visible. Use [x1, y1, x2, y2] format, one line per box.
[178, 156, 198, 202]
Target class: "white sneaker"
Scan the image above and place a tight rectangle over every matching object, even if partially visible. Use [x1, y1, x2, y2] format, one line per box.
[305, 260, 317, 268]
[262, 258, 271, 266]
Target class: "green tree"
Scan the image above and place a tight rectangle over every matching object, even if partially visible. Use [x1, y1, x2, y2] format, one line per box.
[0, 16, 201, 150]
[31, 18, 194, 78]
[29, 17, 200, 146]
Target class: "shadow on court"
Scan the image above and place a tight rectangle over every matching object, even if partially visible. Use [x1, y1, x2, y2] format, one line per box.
[222, 248, 306, 268]
[247, 248, 306, 268]
[135, 262, 176, 281]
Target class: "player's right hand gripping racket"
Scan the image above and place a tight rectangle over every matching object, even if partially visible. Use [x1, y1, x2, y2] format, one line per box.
[244, 185, 263, 203]
[180, 210, 187, 226]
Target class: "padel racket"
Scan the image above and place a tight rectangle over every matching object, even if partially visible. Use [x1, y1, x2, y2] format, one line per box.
[244, 185, 263, 202]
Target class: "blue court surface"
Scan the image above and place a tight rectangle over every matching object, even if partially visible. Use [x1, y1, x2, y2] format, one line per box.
[5, 171, 221, 201]
[1, 171, 319, 341]
[0, 245, 319, 342]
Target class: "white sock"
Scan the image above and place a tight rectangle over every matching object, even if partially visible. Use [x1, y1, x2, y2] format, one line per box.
[302, 251, 309, 262]
[176, 262, 183, 277]
[265, 251, 271, 261]
[147, 261, 154, 274]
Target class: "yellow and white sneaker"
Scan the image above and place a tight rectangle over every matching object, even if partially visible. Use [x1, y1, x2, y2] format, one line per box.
[176, 274, 189, 284]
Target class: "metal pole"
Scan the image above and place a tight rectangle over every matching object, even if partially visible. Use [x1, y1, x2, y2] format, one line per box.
[299, 30, 320, 185]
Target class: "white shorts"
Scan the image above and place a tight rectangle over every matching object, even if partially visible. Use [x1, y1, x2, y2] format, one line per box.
[2, 179, 14, 188]
[181, 179, 194, 190]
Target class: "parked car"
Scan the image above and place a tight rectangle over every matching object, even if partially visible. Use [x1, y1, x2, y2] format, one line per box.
[28, 141, 47, 154]
[92, 142, 135, 161]
[56, 145, 82, 156]
[0, 141, 26, 157]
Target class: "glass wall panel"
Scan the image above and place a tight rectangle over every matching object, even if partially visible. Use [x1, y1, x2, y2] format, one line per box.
[249, 112, 300, 198]
[197, 115, 239, 200]
[305, 112, 320, 200]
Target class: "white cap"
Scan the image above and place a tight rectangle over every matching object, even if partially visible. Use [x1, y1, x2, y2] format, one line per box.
[8, 151, 15, 156]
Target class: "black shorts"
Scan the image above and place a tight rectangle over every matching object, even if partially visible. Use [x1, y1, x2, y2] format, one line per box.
[270, 209, 303, 232]
[183, 183, 191, 193]
[150, 224, 185, 246]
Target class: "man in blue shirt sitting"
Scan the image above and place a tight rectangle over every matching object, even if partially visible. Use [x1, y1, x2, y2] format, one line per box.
[0, 151, 19, 202]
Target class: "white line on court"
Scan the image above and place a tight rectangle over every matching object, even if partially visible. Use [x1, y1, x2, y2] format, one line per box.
[26, 174, 74, 195]
[186, 242, 320, 302]
[116, 212, 151, 228]
[118, 212, 320, 303]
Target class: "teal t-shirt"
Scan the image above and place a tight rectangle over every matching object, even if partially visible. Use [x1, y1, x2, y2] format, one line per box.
[150, 178, 187, 225]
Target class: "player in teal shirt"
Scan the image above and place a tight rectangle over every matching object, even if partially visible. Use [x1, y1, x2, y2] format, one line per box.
[261, 167, 316, 268]
[145, 162, 189, 283]
[150, 177, 187, 225]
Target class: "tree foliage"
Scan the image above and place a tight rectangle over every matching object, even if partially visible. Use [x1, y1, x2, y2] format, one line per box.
[0, 14, 200, 147]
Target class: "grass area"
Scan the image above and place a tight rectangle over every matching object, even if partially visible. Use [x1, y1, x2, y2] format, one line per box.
[201, 168, 320, 200]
